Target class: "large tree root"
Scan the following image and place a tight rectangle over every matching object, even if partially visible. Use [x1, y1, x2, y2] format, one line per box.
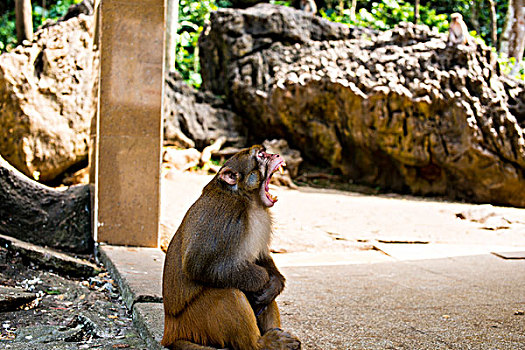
[0, 155, 92, 253]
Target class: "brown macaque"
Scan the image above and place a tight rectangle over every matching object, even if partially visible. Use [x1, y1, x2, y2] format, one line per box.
[162, 145, 301, 350]
[299, 0, 317, 14]
[448, 13, 469, 46]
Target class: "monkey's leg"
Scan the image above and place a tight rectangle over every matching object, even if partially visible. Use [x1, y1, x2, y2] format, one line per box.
[256, 300, 281, 333]
[170, 340, 216, 350]
[164, 288, 299, 350]
[163, 288, 260, 349]
[256, 301, 301, 350]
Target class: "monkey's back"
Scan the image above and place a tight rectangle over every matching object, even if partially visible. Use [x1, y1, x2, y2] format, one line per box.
[162, 211, 205, 317]
[163, 188, 244, 316]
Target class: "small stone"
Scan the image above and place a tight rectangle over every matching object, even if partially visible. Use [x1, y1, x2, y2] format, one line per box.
[0, 286, 37, 312]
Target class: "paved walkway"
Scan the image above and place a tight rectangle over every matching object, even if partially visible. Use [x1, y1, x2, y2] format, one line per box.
[100, 246, 525, 350]
[280, 255, 525, 349]
[100, 172, 525, 349]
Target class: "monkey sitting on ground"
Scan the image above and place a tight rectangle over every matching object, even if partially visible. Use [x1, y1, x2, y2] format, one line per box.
[162, 145, 301, 350]
[447, 13, 470, 46]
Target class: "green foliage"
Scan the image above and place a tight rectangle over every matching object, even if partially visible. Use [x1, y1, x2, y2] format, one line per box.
[421, 0, 508, 47]
[320, 0, 448, 33]
[499, 55, 525, 81]
[322, 0, 508, 48]
[174, 0, 290, 87]
[175, 0, 219, 88]
[270, 0, 292, 5]
[0, 0, 81, 53]
[0, 10, 16, 52]
[33, 0, 81, 27]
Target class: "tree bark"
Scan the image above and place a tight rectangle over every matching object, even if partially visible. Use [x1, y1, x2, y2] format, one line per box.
[499, 0, 525, 76]
[349, 0, 357, 21]
[15, 0, 33, 43]
[0, 155, 92, 253]
[470, 0, 481, 35]
[499, 0, 524, 57]
[499, 0, 513, 54]
[165, 0, 179, 73]
[508, 0, 525, 60]
[488, 0, 497, 48]
[414, 0, 420, 24]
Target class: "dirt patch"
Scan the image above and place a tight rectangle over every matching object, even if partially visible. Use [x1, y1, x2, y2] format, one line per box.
[0, 247, 146, 349]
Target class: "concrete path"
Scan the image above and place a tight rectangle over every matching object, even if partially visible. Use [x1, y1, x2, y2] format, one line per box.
[161, 172, 525, 258]
[100, 172, 525, 349]
[99, 246, 525, 349]
[279, 255, 525, 349]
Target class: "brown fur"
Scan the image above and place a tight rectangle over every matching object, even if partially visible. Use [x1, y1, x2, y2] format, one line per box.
[162, 146, 300, 350]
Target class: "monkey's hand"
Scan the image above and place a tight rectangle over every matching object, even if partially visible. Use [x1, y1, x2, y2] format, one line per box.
[246, 273, 285, 312]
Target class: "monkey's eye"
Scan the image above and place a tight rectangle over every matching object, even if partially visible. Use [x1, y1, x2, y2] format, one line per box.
[257, 151, 265, 159]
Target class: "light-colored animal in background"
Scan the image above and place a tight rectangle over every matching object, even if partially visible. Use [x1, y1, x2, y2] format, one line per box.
[300, 0, 317, 15]
[448, 13, 470, 46]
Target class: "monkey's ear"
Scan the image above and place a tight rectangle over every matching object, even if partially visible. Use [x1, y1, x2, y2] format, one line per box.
[218, 167, 239, 185]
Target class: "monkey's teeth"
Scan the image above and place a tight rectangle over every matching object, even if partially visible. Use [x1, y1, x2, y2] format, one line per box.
[278, 164, 284, 174]
[266, 191, 278, 202]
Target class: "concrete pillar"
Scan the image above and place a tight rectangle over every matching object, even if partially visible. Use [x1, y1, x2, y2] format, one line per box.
[93, 0, 165, 247]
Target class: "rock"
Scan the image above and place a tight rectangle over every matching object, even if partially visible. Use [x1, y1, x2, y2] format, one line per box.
[0, 286, 37, 312]
[263, 139, 303, 178]
[14, 313, 109, 343]
[200, 3, 351, 96]
[62, 166, 90, 185]
[0, 234, 100, 277]
[230, 0, 268, 8]
[163, 147, 201, 171]
[200, 4, 525, 207]
[164, 72, 246, 150]
[456, 204, 513, 230]
[0, 155, 92, 253]
[263, 139, 302, 188]
[0, 14, 98, 182]
[200, 136, 227, 164]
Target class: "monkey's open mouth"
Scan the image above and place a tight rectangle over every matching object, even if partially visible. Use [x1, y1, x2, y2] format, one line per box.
[263, 160, 286, 206]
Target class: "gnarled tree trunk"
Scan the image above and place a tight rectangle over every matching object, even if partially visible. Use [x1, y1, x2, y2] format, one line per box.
[500, 0, 525, 63]
[15, 0, 33, 43]
[0, 155, 92, 253]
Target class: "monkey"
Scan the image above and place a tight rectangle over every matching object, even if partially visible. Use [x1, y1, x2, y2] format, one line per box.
[62, 0, 95, 21]
[299, 0, 317, 14]
[40, 0, 95, 30]
[448, 13, 470, 46]
[162, 145, 301, 350]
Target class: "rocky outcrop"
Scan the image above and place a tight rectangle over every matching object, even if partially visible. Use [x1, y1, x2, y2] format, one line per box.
[0, 15, 97, 182]
[200, 4, 525, 207]
[164, 72, 246, 149]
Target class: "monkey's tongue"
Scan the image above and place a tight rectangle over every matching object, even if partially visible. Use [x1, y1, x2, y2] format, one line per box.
[264, 179, 278, 205]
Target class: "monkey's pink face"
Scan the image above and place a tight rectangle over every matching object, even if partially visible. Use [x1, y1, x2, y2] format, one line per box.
[256, 149, 286, 207]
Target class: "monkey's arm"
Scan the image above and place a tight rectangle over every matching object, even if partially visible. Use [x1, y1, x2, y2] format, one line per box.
[245, 255, 286, 309]
[257, 255, 285, 287]
[182, 230, 270, 292]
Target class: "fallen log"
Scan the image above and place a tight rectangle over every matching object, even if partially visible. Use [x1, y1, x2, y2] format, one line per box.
[0, 155, 92, 253]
